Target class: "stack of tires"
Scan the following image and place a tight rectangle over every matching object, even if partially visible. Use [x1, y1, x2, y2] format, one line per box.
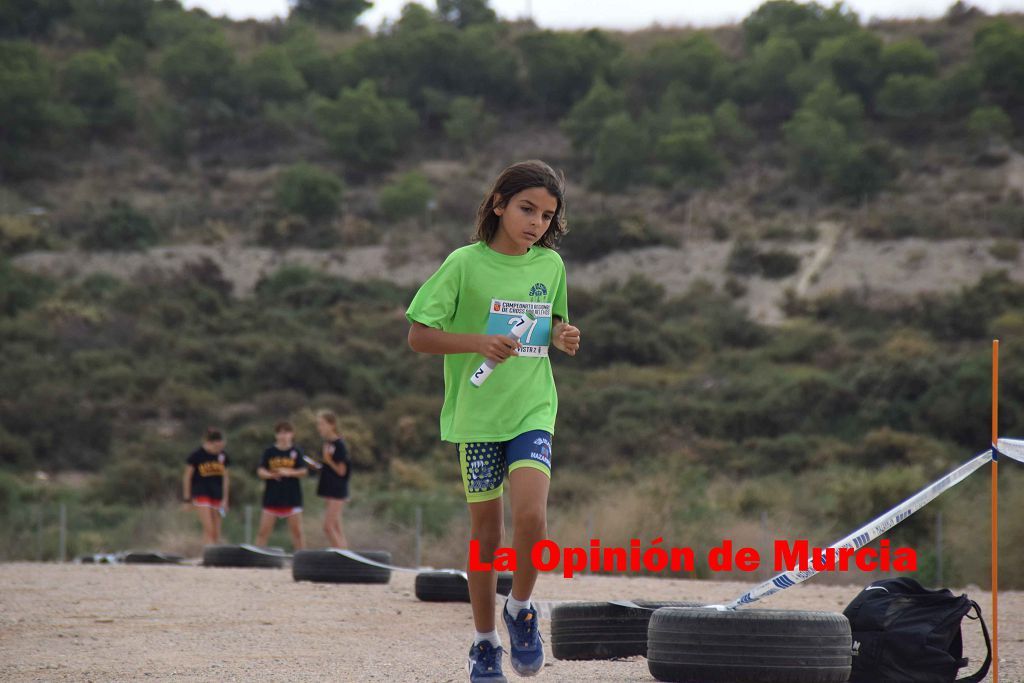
[202, 544, 288, 569]
[414, 571, 514, 602]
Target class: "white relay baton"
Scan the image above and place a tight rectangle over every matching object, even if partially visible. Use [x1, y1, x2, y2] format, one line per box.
[470, 313, 535, 387]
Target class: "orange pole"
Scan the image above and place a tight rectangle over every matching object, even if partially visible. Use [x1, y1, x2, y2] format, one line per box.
[991, 339, 999, 683]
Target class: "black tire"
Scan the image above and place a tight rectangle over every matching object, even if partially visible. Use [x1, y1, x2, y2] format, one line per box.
[414, 571, 514, 602]
[292, 549, 392, 584]
[121, 551, 184, 564]
[551, 600, 702, 660]
[202, 544, 287, 569]
[647, 607, 852, 683]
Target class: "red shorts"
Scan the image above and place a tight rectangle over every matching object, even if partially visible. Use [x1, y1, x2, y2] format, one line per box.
[193, 496, 223, 510]
[263, 506, 302, 518]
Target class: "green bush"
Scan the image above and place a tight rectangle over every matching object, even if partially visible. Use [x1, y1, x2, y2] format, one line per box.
[876, 74, 939, 133]
[275, 163, 344, 223]
[81, 200, 159, 250]
[757, 249, 801, 278]
[880, 39, 938, 78]
[559, 215, 673, 262]
[379, 171, 433, 222]
[314, 79, 419, 170]
[657, 114, 724, 184]
[973, 20, 1024, 107]
[516, 29, 621, 114]
[989, 240, 1020, 262]
[158, 30, 237, 102]
[244, 45, 307, 103]
[588, 112, 649, 191]
[0, 41, 56, 171]
[967, 105, 1013, 145]
[442, 96, 496, 150]
[437, 0, 496, 28]
[70, 0, 151, 44]
[61, 49, 135, 134]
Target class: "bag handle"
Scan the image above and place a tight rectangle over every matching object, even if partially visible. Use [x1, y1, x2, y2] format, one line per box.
[956, 600, 992, 683]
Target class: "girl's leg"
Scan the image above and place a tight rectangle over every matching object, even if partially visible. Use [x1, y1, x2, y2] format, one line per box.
[506, 467, 550, 603]
[287, 512, 305, 550]
[255, 511, 275, 547]
[322, 499, 347, 548]
[210, 508, 222, 544]
[196, 506, 216, 545]
[467, 497, 504, 633]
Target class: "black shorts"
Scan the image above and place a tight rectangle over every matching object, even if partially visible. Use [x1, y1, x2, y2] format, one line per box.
[317, 473, 349, 501]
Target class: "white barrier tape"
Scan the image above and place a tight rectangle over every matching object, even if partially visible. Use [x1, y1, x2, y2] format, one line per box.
[721, 449, 992, 610]
[997, 438, 1024, 464]
[240, 543, 291, 558]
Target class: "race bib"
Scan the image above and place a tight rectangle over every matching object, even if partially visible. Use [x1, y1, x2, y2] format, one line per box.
[485, 299, 552, 357]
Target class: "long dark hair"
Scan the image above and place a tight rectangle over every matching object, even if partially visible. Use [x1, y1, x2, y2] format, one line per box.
[474, 160, 567, 249]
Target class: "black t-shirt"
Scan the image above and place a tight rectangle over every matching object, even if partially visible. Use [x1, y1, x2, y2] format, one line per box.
[260, 445, 307, 508]
[187, 447, 229, 499]
[317, 437, 351, 499]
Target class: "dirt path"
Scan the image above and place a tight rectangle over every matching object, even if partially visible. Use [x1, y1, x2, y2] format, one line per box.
[0, 563, 1016, 682]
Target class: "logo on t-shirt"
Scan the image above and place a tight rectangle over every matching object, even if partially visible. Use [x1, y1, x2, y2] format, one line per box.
[486, 299, 552, 357]
[529, 282, 548, 301]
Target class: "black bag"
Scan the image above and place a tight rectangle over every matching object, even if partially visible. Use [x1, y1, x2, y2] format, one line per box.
[843, 577, 991, 683]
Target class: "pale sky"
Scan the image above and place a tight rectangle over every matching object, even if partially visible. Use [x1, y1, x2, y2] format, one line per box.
[184, 0, 1024, 30]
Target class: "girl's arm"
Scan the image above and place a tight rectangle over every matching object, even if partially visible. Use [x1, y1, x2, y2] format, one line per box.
[182, 466, 193, 501]
[257, 467, 280, 480]
[551, 316, 580, 356]
[222, 469, 230, 507]
[324, 450, 347, 477]
[408, 322, 520, 363]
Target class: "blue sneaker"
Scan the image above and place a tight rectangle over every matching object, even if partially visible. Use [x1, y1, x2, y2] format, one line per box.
[502, 601, 545, 676]
[467, 640, 507, 683]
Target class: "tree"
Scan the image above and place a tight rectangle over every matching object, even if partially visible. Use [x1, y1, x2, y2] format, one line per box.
[876, 74, 940, 136]
[742, 1, 858, 56]
[656, 115, 724, 183]
[443, 96, 496, 150]
[61, 49, 135, 134]
[289, 0, 371, 31]
[936, 64, 983, 119]
[561, 78, 626, 153]
[588, 112, 649, 191]
[516, 29, 621, 114]
[973, 20, 1024, 107]
[70, 0, 151, 44]
[712, 100, 755, 150]
[967, 105, 1013, 146]
[0, 0, 72, 38]
[0, 41, 55, 171]
[244, 46, 307, 103]
[732, 35, 804, 121]
[275, 163, 344, 222]
[436, 0, 496, 29]
[801, 79, 863, 132]
[158, 30, 237, 102]
[379, 171, 433, 221]
[625, 33, 731, 110]
[813, 30, 883, 104]
[880, 39, 938, 78]
[314, 79, 418, 170]
[782, 109, 850, 186]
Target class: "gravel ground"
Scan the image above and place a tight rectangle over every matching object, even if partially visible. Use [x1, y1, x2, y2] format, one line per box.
[0, 562, 1016, 682]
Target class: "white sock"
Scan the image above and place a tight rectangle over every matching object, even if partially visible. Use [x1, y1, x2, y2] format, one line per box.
[474, 630, 500, 647]
[505, 595, 531, 618]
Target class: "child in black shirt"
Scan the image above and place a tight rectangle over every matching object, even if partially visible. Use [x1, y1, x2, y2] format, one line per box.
[182, 427, 230, 545]
[255, 421, 308, 550]
[315, 410, 351, 548]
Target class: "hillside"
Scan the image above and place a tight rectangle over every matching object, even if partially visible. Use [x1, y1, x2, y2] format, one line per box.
[3, 0, 1024, 587]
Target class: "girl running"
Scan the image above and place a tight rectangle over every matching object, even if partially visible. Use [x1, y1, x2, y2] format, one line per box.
[182, 427, 230, 545]
[255, 421, 308, 550]
[406, 160, 581, 682]
[315, 410, 351, 548]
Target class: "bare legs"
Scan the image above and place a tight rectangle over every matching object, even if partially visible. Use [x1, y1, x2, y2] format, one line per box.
[195, 506, 221, 545]
[466, 467, 550, 633]
[255, 510, 305, 550]
[322, 499, 348, 548]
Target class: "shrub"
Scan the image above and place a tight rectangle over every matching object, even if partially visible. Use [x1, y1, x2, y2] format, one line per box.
[289, 0, 371, 31]
[442, 96, 496, 150]
[561, 78, 627, 153]
[314, 79, 419, 170]
[989, 240, 1020, 262]
[61, 49, 135, 134]
[559, 214, 673, 262]
[70, 0, 151, 44]
[757, 249, 801, 279]
[275, 163, 344, 223]
[379, 171, 433, 222]
[244, 46, 306, 103]
[967, 105, 1013, 145]
[588, 112, 649, 191]
[158, 30, 237, 102]
[81, 201, 159, 250]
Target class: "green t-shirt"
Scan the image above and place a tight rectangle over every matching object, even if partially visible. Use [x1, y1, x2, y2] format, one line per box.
[405, 241, 569, 443]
